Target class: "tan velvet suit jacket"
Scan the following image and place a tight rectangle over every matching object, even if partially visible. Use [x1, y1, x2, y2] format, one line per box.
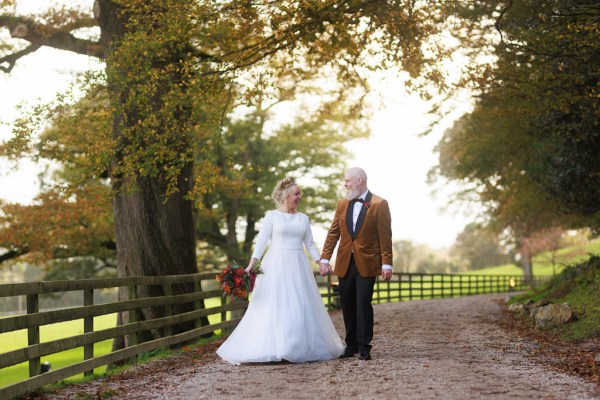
[321, 192, 393, 278]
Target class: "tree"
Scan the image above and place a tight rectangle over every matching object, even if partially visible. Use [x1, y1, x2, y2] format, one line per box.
[393, 240, 415, 273]
[450, 222, 509, 270]
[430, 0, 598, 280]
[433, 108, 575, 280]
[392, 240, 455, 274]
[487, 0, 600, 221]
[415, 252, 454, 274]
[445, 0, 600, 226]
[0, 91, 116, 276]
[1, 0, 464, 347]
[0, 186, 115, 272]
[528, 227, 565, 276]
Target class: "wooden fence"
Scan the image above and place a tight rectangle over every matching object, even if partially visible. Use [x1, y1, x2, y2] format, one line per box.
[0, 271, 547, 399]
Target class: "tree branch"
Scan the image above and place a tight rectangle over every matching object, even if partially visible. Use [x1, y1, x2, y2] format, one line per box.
[0, 43, 41, 72]
[205, 0, 384, 75]
[0, 246, 30, 264]
[40, 31, 104, 59]
[0, 14, 104, 73]
[494, 0, 513, 45]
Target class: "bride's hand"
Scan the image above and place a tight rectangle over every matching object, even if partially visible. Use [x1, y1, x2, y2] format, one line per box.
[318, 262, 331, 276]
[245, 265, 253, 274]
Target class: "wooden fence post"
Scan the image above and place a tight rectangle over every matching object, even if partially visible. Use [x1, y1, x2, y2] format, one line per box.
[326, 274, 332, 308]
[83, 288, 94, 377]
[220, 295, 227, 329]
[127, 284, 138, 365]
[163, 283, 172, 341]
[194, 279, 201, 330]
[26, 293, 40, 378]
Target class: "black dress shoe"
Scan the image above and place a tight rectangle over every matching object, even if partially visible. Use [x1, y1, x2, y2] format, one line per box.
[339, 347, 357, 358]
[358, 350, 371, 361]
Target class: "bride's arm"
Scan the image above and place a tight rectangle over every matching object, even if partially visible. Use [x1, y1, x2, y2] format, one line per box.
[245, 211, 273, 272]
[302, 214, 321, 263]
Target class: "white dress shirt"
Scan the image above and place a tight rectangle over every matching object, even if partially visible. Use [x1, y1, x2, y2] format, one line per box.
[351, 191, 368, 231]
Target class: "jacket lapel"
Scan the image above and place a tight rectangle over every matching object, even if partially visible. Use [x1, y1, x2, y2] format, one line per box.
[345, 199, 354, 238]
[353, 191, 372, 236]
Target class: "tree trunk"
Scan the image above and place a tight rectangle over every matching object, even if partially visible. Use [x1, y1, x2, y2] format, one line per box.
[114, 167, 197, 279]
[113, 164, 198, 343]
[94, 0, 210, 357]
[519, 236, 533, 285]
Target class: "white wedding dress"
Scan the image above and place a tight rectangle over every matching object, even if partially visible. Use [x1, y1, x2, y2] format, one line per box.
[217, 210, 344, 365]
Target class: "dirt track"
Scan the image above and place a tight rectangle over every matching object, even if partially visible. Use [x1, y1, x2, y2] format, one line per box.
[37, 294, 599, 400]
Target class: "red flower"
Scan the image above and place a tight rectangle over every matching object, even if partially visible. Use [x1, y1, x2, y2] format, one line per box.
[360, 201, 371, 215]
[216, 261, 263, 301]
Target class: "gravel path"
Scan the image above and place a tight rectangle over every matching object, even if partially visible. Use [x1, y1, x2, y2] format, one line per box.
[39, 294, 599, 400]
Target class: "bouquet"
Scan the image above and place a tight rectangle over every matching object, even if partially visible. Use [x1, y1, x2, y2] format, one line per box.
[216, 261, 263, 301]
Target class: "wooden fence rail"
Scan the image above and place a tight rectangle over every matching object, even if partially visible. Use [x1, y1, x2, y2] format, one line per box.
[0, 271, 548, 399]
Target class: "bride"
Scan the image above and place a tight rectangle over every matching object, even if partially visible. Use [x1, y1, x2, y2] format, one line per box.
[216, 177, 344, 364]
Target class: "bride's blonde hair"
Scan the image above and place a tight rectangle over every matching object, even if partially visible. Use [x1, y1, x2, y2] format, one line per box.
[271, 177, 297, 207]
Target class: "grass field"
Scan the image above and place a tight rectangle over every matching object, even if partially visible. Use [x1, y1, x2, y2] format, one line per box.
[0, 314, 116, 388]
[0, 298, 224, 388]
[467, 238, 600, 276]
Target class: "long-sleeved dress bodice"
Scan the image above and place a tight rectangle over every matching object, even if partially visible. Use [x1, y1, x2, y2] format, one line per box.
[251, 210, 320, 261]
[217, 210, 343, 365]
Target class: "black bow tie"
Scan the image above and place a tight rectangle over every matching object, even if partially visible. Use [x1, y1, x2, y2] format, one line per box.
[351, 198, 364, 204]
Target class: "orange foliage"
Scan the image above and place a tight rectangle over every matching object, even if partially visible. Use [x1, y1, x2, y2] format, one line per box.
[0, 185, 114, 265]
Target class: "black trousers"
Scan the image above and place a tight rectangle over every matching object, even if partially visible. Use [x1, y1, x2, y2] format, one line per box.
[338, 255, 376, 352]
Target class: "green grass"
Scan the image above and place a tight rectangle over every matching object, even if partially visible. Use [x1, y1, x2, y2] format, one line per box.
[0, 314, 116, 388]
[508, 254, 600, 341]
[467, 238, 600, 276]
[0, 297, 225, 389]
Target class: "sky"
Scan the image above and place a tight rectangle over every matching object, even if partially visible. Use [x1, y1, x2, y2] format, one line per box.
[0, 5, 477, 250]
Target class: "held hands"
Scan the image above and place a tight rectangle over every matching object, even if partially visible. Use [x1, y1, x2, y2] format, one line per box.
[318, 261, 331, 276]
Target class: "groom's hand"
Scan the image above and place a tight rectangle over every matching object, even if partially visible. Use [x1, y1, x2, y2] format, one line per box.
[381, 269, 392, 281]
[318, 262, 331, 276]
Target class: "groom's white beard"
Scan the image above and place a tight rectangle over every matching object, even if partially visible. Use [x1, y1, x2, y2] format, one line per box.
[346, 188, 361, 200]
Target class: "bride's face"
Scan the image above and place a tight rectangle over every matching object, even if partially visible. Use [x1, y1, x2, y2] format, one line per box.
[285, 185, 302, 210]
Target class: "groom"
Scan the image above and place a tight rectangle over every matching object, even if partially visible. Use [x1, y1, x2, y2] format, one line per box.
[320, 167, 393, 361]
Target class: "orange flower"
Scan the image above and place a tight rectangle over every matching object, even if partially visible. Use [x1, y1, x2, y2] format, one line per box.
[216, 261, 263, 301]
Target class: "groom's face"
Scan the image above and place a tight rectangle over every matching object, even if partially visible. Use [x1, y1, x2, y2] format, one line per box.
[344, 174, 361, 200]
